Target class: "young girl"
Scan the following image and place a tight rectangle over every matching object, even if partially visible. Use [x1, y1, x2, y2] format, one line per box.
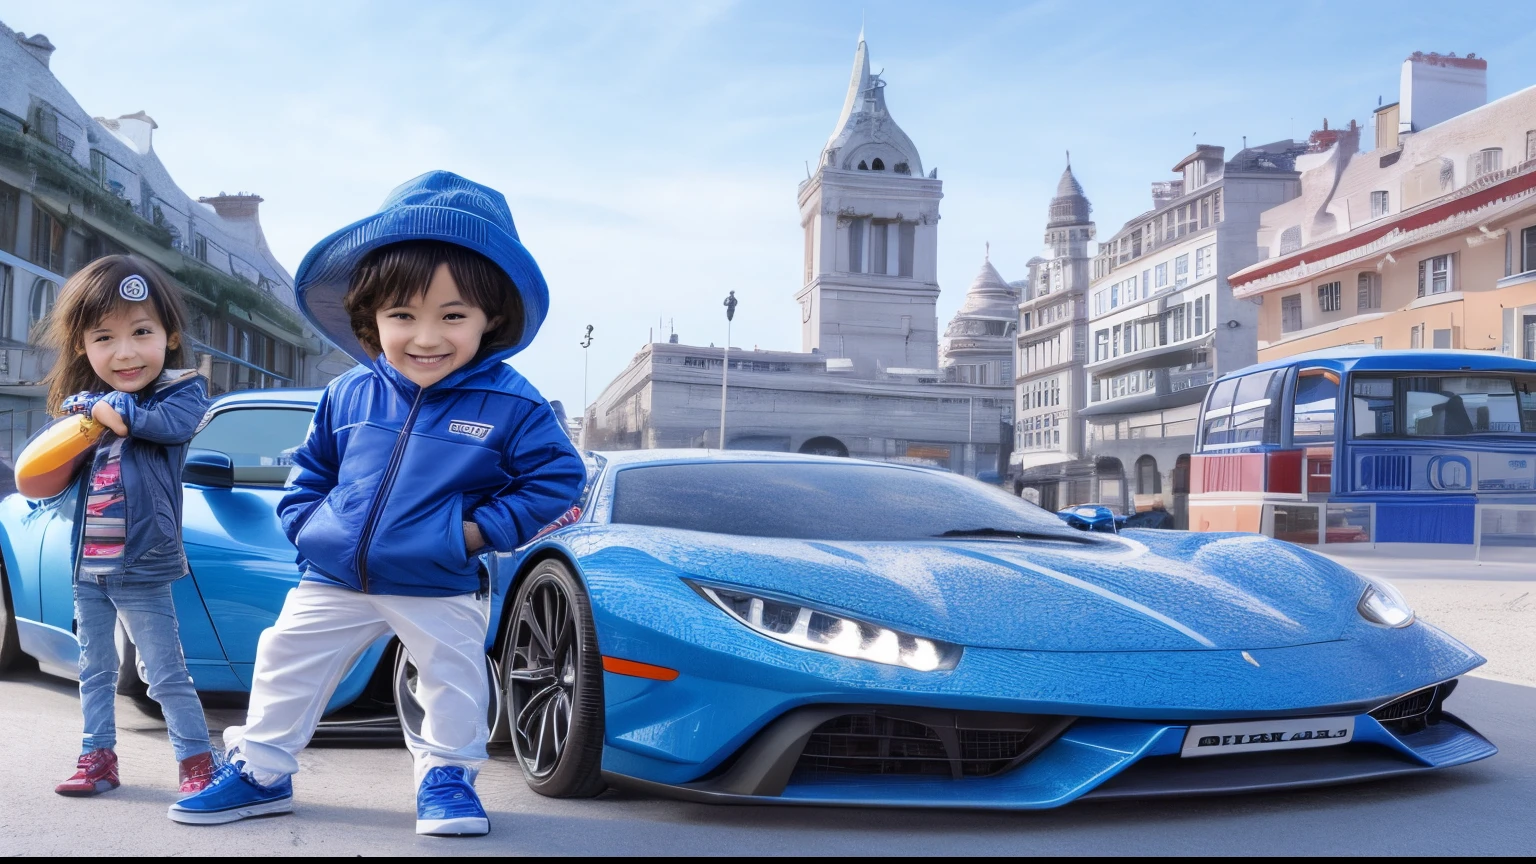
[38, 255, 216, 798]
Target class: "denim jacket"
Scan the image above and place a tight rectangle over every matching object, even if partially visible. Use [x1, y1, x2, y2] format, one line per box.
[69, 370, 211, 585]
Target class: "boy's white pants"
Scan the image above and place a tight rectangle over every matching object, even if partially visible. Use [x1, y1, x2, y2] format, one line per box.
[223, 580, 491, 788]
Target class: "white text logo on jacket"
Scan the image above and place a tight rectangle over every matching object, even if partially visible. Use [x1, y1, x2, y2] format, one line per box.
[448, 420, 494, 440]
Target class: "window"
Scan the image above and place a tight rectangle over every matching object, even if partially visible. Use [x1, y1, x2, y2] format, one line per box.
[1094, 330, 1109, 362]
[1194, 245, 1213, 281]
[1374, 336, 1383, 349]
[1292, 368, 1339, 444]
[0, 182, 18, 254]
[1351, 375, 1536, 438]
[1155, 262, 1167, 288]
[1136, 455, 1161, 495]
[898, 222, 915, 277]
[1174, 254, 1189, 286]
[1317, 281, 1342, 313]
[1229, 370, 1283, 445]
[1213, 189, 1222, 223]
[1281, 294, 1303, 333]
[1370, 191, 1390, 219]
[1200, 197, 1211, 230]
[1522, 225, 1536, 274]
[193, 233, 209, 263]
[29, 277, 57, 325]
[1200, 376, 1239, 448]
[30, 205, 64, 272]
[1417, 254, 1452, 296]
[1357, 272, 1381, 310]
[1142, 269, 1151, 297]
[1433, 328, 1452, 349]
[1469, 148, 1502, 180]
[192, 407, 316, 485]
[871, 158, 885, 171]
[846, 217, 866, 273]
[1111, 324, 1122, 357]
[1411, 324, 1423, 349]
[870, 221, 889, 275]
[1194, 296, 1206, 334]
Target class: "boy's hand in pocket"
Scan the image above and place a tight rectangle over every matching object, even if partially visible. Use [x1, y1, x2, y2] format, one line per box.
[463, 520, 486, 555]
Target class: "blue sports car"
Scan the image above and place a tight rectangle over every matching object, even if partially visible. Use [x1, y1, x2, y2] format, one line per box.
[0, 388, 1497, 807]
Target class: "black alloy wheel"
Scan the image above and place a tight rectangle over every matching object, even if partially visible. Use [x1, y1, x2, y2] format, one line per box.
[503, 559, 605, 798]
[0, 563, 22, 675]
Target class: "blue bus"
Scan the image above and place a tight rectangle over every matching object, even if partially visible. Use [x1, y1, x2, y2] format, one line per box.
[1188, 348, 1536, 558]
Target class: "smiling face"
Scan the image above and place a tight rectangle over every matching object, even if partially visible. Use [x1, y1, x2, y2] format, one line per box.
[376, 263, 500, 389]
[83, 305, 176, 393]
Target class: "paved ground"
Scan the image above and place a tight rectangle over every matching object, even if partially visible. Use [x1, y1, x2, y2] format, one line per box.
[1323, 556, 1536, 687]
[4, 554, 1530, 855]
[0, 668, 1530, 854]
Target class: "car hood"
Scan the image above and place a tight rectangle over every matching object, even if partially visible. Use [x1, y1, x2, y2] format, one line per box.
[590, 527, 1367, 652]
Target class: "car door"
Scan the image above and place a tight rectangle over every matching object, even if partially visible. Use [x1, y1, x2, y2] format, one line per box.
[181, 402, 316, 689]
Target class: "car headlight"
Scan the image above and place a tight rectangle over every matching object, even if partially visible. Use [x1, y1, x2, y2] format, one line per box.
[1358, 578, 1414, 628]
[690, 582, 961, 671]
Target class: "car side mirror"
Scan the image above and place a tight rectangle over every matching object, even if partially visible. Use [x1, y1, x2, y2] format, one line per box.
[184, 448, 234, 488]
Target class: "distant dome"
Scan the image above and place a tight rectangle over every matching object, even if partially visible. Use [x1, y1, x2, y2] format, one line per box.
[1047, 163, 1091, 228]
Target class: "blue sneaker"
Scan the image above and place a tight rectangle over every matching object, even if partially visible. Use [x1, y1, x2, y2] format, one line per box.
[167, 761, 293, 824]
[416, 766, 488, 836]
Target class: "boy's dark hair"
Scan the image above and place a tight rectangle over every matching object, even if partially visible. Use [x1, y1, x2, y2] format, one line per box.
[343, 240, 525, 359]
[40, 255, 193, 416]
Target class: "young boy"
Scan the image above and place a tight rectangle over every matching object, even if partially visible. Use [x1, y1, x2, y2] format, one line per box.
[169, 171, 585, 836]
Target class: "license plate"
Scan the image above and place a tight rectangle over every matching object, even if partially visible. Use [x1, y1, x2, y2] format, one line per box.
[1181, 716, 1355, 758]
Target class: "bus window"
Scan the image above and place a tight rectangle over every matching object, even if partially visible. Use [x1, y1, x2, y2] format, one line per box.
[1352, 377, 1396, 437]
[1201, 376, 1240, 448]
[1402, 375, 1534, 436]
[1292, 368, 1339, 444]
[1230, 370, 1283, 445]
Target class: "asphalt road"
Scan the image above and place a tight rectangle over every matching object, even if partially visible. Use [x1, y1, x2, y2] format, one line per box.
[0, 666, 1531, 856]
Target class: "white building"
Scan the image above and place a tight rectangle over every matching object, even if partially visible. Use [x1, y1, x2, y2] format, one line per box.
[1080, 140, 1305, 523]
[941, 252, 1018, 387]
[0, 21, 343, 459]
[1012, 162, 1096, 508]
[585, 34, 1011, 478]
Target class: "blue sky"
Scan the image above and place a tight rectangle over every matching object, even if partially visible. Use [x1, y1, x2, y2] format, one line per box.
[7, 0, 1536, 410]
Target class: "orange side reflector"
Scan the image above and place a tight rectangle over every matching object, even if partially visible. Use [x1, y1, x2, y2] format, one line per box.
[601, 656, 679, 681]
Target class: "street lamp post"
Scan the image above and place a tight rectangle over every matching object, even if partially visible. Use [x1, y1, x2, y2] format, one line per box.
[720, 291, 737, 449]
[580, 325, 594, 442]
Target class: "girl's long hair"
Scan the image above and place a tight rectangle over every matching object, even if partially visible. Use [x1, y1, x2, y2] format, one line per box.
[40, 255, 193, 416]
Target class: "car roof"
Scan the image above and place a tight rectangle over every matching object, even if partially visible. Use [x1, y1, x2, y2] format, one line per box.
[211, 387, 323, 408]
[1218, 348, 1536, 381]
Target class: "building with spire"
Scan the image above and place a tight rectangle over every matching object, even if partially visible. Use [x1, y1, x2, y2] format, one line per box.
[1011, 161, 1096, 507]
[584, 33, 1010, 478]
[0, 20, 343, 462]
[940, 249, 1018, 386]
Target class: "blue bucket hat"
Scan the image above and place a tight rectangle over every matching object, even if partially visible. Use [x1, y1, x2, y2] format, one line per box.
[293, 170, 549, 364]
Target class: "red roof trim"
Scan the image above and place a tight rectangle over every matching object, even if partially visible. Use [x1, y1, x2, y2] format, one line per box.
[1230, 167, 1536, 289]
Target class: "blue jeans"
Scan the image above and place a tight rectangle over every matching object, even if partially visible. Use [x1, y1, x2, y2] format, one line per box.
[76, 577, 211, 762]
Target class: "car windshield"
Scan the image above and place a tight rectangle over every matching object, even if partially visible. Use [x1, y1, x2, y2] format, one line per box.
[610, 461, 1089, 542]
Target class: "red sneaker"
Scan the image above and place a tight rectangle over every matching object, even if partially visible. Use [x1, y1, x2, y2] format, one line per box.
[178, 752, 217, 795]
[55, 748, 120, 797]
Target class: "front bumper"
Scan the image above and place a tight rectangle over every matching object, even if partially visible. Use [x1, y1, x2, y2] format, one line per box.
[602, 708, 1496, 809]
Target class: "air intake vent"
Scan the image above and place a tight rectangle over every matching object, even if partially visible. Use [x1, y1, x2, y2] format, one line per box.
[1370, 679, 1457, 734]
[793, 710, 1073, 780]
[1357, 454, 1410, 491]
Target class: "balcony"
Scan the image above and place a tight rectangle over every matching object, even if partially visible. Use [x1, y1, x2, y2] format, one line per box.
[1082, 363, 1213, 416]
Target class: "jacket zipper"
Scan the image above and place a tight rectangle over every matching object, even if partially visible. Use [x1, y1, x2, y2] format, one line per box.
[353, 390, 425, 592]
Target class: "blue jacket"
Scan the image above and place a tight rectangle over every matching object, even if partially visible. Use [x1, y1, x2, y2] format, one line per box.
[68, 370, 211, 585]
[277, 353, 585, 597]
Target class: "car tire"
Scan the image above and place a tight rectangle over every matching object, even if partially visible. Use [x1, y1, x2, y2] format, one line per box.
[392, 642, 503, 745]
[502, 558, 605, 798]
[114, 622, 162, 718]
[0, 560, 23, 676]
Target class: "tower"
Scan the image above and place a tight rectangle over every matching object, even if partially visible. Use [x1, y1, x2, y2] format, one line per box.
[795, 33, 944, 378]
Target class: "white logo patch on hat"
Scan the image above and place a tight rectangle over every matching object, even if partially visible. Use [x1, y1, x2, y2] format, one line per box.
[119, 275, 149, 301]
[448, 420, 493, 440]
